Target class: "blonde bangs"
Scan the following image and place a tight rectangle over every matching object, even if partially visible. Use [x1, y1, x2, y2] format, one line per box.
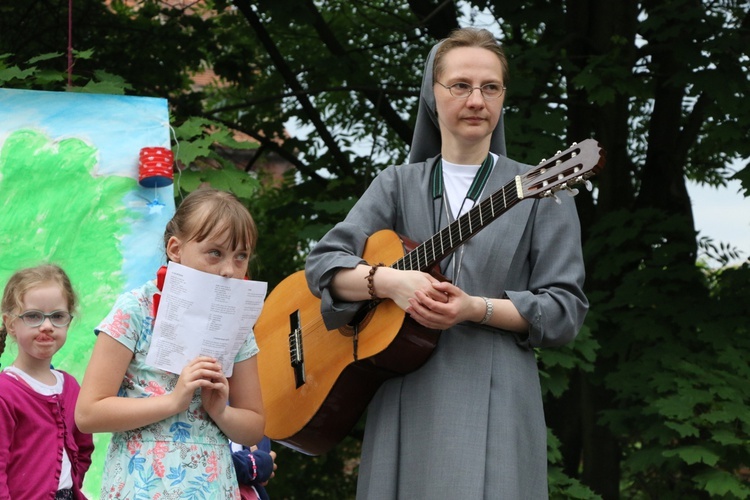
[188, 197, 258, 255]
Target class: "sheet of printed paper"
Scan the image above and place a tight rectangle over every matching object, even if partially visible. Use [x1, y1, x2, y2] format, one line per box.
[146, 261, 267, 377]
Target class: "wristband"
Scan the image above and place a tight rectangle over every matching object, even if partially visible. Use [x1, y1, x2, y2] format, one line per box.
[247, 452, 258, 481]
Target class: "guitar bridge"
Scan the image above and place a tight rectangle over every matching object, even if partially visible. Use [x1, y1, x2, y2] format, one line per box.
[288, 310, 306, 388]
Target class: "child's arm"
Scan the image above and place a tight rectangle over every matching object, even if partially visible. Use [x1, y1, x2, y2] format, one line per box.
[0, 390, 13, 497]
[71, 392, 95, 482]
[75, 334, 224, 433]
[232, 446, 276, 486]
[202, 356, 265, 447]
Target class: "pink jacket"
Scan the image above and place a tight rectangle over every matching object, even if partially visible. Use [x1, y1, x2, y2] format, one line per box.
[0, 370, 94, 499]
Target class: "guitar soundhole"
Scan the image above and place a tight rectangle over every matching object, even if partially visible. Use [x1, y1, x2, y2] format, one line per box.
[339, 301, 378, 337]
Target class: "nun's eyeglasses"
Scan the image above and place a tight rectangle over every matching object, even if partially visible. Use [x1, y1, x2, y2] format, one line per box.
[436, 82, 506, 100]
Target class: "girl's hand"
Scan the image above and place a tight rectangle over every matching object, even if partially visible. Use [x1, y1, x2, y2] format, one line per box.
[201, 365, 230, 419]
[171, 356, 224, 412]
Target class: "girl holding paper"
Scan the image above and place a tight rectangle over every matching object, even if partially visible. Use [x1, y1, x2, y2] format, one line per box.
[75, 188, 265, 499]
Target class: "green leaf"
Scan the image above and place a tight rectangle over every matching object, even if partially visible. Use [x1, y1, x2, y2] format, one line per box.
[663, 421, 699, 438]
[693, 469, 750, 497]
[177, 167, 259, 199]
[27, 52, 64, 63]
[175, 136, 215, 165]
[0, 65, 35, 83]
[663, 445, 720, 466]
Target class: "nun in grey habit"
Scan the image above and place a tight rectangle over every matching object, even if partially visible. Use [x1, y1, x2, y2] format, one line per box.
[305, 29, 588, 499]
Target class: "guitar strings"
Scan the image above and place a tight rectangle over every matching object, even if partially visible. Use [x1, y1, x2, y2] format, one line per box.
[397, 183, 521, 273]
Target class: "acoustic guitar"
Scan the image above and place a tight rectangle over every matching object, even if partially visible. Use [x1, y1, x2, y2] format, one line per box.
[254, 139, 606, 455]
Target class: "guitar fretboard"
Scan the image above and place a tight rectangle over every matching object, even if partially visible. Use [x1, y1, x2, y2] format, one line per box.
[392, 180, 521, 272]
[387, 139, 603, 273]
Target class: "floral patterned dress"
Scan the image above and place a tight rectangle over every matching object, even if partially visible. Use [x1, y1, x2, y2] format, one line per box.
[96, 280, 258, 500]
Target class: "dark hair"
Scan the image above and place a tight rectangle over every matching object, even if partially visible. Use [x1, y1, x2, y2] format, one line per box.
[433, 27, 509, 84]
[1, 264, 77, 357]
[163, 187, 258, 263]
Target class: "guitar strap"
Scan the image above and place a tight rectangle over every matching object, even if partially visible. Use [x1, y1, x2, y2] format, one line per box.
[431, 153, 495, 278]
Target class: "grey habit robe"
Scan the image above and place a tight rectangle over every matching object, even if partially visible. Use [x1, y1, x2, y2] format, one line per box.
[305, 42, 588, 499]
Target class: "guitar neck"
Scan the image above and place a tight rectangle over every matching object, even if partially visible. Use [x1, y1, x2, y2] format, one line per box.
[393, 178, 521, 272]
[390, 139, 605, 273]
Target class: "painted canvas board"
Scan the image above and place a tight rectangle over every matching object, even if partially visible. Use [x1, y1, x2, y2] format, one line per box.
[0, 87, 175, 495]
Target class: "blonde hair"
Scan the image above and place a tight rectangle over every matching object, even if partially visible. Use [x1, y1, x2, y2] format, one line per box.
[0, 264, 77, 357]
[164, 187, 258, 267]
[433, 27, 509, 84]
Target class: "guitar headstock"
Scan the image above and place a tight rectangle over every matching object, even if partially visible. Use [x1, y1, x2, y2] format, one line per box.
[518, 139, 606, 200]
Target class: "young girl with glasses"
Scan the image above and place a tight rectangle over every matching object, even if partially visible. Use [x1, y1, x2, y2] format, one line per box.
[75, 187, 265, 499]
[0, 264, 95, 499]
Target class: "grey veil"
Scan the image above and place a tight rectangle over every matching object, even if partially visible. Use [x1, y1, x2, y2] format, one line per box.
[408, 42, 507, 164]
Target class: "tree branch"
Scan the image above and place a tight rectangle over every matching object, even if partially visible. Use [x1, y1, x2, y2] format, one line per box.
[300, 0, 417, 145]
[232, 0, 355, 180]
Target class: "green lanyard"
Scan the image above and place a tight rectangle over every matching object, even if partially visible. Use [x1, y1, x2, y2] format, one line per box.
[431, 153, 495, 202]
[430, 153, 495, 280]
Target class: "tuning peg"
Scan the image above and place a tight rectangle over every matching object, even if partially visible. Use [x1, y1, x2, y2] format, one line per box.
[585, 180, 593, 191]
[552, 192, 561, 204]
[565, 186, 579, 197]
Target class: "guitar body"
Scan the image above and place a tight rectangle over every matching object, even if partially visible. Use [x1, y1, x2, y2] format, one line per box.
[255, 229, 441, 456]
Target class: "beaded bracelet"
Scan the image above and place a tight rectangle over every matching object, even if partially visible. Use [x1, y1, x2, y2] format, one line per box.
[247, 451, 258, 481]
[479, 297, 494, 325]
[366, 263, 385, 299]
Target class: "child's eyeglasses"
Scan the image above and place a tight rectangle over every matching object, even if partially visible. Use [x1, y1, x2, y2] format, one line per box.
[15, 310, 73, 328]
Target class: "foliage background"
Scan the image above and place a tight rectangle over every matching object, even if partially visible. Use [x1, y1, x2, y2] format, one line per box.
[1, 0, 749, 498]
